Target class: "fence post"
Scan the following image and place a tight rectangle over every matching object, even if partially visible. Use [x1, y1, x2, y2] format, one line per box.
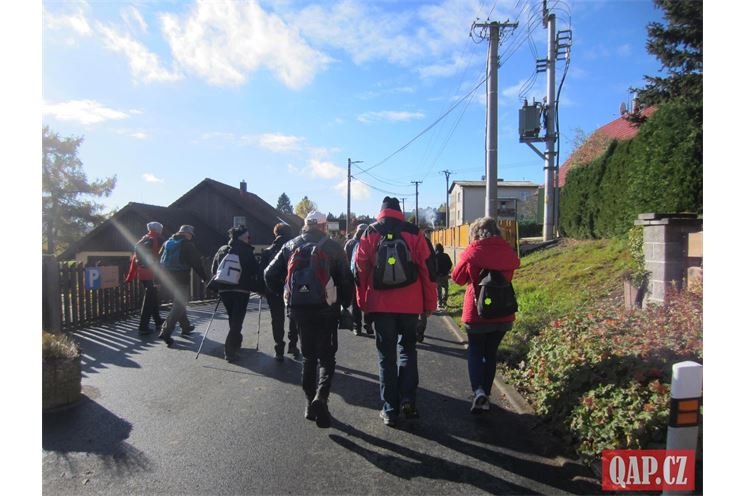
[42, 255, 62, 333]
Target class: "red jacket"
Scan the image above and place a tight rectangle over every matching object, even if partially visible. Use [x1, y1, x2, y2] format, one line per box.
[125, 231, 163, 282]
[451, 235, 520, 325]
[355, 209, 437, 315]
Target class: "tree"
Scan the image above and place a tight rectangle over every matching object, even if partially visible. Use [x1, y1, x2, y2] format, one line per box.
[634, 0, 702, 105]
[294, 196, 317, 219]
[276, 192, 293, 214]
[43, 126, 116, 254]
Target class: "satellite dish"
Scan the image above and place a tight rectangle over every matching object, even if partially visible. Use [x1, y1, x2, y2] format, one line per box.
[620, 102, 628, 115]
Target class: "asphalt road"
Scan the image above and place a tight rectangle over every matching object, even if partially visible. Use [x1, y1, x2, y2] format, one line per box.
[43, 296, 600, 495]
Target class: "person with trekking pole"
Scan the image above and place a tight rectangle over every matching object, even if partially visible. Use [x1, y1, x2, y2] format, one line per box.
[158, 225, 210, 347]
[264, 211, 354, 428]
[209, 226, 262, 362]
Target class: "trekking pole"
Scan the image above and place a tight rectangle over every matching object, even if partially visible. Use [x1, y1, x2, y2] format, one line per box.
[255, 294, 262, 350]
[195, 296, 222, 359]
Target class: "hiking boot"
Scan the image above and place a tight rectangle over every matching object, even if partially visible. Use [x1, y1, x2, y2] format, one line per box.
[353, 327, 362, 336]
[158, 333, 174, 346]
[311, 396, 331, 428]
[225, 352, 239, 363]
[379, 409, 397, 427]
[364, 324, 374, 335]
[304, 400, 317, 421]
[401, 402, 420, 419]
[287, 345, 301, 359]
[275, 352, 284, 362]
[138, 326, 153, 335]
[471, 388, 487, 414]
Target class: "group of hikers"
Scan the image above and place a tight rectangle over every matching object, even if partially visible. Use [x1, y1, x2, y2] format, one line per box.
[125, 195, 520, 428]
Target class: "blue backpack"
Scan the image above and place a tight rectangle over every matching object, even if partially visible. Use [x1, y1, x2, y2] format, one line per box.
[160, 238, 188, 271]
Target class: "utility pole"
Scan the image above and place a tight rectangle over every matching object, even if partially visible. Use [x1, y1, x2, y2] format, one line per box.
[401, 198, 406, 218]
[347, 158, 362, 237]
[411, 181, 422, 226]
[473, 19, 518, 218]
[441, 169, 453, 227]
[542, 6, 557, 241]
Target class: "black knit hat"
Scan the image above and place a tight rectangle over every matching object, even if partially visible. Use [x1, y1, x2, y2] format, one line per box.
[229, 225, 249, 239]
[380, 196, 401, 212]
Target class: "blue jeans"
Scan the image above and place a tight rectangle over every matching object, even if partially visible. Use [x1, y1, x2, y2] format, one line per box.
[466, 328, 509, 396]
[373, 313, 419, 416]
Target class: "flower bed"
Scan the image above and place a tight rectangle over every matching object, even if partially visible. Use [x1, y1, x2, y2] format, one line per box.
[505, 282, 702, 461]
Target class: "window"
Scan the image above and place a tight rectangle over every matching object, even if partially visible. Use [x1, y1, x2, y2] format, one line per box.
[233, 216, 246, 228]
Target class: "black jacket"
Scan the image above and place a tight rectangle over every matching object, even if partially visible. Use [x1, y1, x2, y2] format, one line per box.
[211, 238, 261, 293]
[435, 251, 453, 276]
[264, 228, 354, 315]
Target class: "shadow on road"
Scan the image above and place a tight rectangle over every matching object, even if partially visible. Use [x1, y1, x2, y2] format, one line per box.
[42, 396, 152, 477]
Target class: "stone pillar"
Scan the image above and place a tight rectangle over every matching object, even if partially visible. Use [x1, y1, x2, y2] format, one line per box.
[635, 213, 702, 307]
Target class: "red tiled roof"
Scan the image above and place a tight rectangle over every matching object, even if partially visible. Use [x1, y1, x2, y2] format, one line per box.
[558, 106, 657, 187]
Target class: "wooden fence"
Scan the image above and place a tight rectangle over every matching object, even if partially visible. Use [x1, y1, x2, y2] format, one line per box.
[43, 255, 214, 332]
[430, 219, 519, 253]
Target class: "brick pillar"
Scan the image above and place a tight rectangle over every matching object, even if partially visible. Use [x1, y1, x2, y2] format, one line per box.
[635, 213, 702, 307]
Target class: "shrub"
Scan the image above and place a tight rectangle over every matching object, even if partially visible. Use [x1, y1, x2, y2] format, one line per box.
[506, 282, 702, 460]
[42, 330, 79, 361]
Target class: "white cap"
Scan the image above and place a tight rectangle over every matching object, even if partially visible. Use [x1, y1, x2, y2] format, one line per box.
[305, 210, 327, 225]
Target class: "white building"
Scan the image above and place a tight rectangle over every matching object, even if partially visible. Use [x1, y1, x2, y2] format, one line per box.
[448, 180, 541, 227]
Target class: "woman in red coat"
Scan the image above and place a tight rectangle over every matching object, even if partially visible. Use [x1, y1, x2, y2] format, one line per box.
[451, 217, 520, 414]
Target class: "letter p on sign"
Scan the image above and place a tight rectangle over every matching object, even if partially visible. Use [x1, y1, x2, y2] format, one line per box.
[85, 268, 101, 290]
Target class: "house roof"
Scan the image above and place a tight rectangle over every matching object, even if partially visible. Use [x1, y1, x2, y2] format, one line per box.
[448, 180, 540, 194]
[58, 202, 226, 260]
[170, 178, 304, 237]
[558, 106, 657, 187]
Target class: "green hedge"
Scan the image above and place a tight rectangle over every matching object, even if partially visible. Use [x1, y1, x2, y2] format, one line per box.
[559, 99, 702, 239]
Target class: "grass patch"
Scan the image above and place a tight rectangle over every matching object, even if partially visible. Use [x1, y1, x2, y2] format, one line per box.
[447, 238, 634, 365]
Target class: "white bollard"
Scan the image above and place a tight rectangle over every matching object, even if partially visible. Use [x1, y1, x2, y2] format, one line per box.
[662, 361, 702, 495]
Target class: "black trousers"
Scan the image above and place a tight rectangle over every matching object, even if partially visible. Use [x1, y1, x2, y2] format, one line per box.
[266, 292, 298, 354]
[351, 293, 372, 331]
[221, 291, 251, 356]
[139, 280, 163, 329]
[295, 312, 338, 401]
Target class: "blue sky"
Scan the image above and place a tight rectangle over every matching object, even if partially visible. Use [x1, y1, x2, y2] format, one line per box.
[42, 0, 666, 220]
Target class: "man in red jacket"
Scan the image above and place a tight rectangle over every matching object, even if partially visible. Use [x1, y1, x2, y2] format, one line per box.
[125, 221, 165, 335]
[451, 216, 520, 414]
[355, 197, 437, 427]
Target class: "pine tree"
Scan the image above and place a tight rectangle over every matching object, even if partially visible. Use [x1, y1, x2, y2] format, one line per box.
[43, 126, 117, 255]
[635, 0, 702, 105]
[276, 192, 293, 214]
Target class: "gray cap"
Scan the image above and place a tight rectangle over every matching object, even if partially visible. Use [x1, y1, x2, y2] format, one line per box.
[147, 221, 163, 233]
[178, 225, 195, 236]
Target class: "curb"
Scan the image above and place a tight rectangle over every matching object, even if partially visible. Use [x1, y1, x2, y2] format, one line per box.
[438, 313, 535, 416]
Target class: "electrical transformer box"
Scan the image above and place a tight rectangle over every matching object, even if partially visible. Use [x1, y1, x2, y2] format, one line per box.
[519, 103, 542, 139]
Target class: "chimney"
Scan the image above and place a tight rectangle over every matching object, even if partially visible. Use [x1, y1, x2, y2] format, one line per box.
[239, 180, 247, 196]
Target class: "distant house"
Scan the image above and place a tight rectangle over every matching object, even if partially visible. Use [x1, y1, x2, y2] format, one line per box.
[60, 178, 304, 265]
[558, 105, 657, 187]
[448, 180, 541, 227]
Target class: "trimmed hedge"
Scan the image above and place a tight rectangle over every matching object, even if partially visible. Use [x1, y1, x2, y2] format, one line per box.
[560, 99, 702, 238]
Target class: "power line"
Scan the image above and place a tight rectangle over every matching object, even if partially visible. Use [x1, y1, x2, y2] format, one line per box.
[356, 76, 488, 176]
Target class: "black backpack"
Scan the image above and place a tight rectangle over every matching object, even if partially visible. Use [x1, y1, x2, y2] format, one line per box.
[285, 236, 333, 308]
[371, 224, 418, 290]
[474, 269, 518, 318]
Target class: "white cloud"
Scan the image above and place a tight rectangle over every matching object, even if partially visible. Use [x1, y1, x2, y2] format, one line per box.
[117, 129, 148, 140]
[334, 178, 370, 200]
[44, 2, 92, 37]
[143, 173, 163, 183]
[287, 164, 301, 174]
[97, 22, 182, 83]
[308, 159, 344, 179]
[258, 133, 304, 152]
[418, 55, 469, 79]
[42, 99, 131, 125]
[122, 6, 148, 33]
[160, 0, 329, 89]
[357, 111, 426, 123]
